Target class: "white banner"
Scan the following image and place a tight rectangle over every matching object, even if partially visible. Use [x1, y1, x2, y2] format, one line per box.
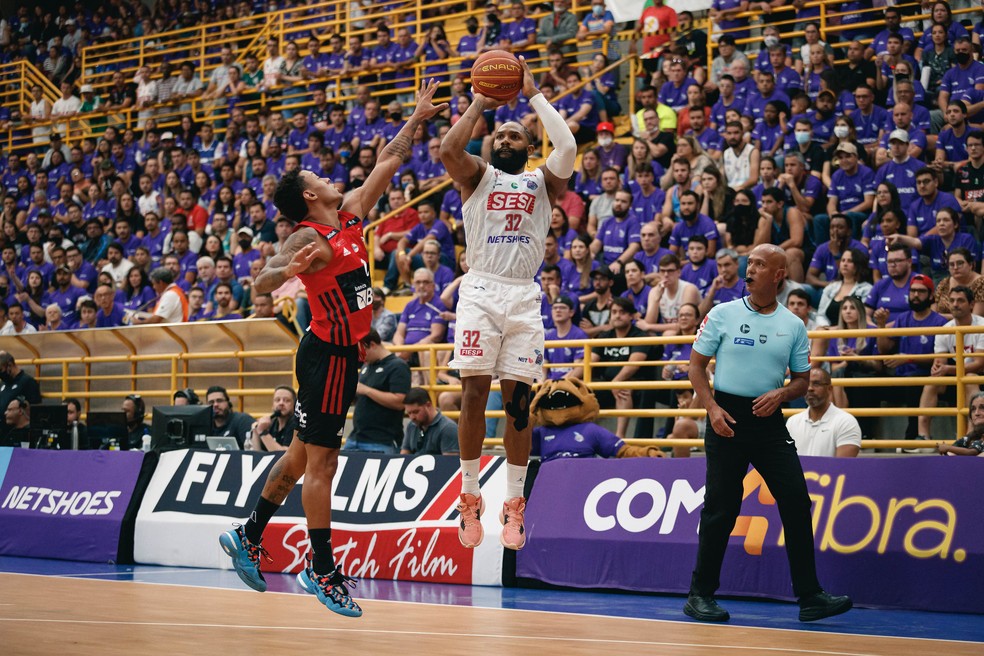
[134, 450, 506, 586]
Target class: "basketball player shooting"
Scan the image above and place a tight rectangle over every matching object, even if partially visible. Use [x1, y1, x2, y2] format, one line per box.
[441, 57, 576, 550]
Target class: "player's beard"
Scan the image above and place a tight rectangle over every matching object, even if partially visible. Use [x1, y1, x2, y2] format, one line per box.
[491, 147, 529, 174]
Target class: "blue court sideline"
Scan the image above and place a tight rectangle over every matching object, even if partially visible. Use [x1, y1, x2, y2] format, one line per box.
[1, 556, 980, 644]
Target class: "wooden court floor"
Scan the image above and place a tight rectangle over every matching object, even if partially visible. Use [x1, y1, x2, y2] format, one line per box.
[2, 574, 980, 656]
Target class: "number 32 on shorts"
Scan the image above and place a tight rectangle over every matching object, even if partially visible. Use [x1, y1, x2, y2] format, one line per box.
[460, 330, 483, 357]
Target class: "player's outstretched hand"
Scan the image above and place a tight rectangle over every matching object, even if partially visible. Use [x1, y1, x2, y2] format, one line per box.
[285, 242, 323, 278]
[518, 56, 538, 99]
[412, 78, 450, 121]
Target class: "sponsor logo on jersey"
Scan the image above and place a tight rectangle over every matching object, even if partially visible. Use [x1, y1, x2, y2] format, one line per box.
[487, 191, 536, 213]
[487, 235, 531, 244]
[459, 348, 483, 356]
[526, 180, 538, 190]
[734, 337, 755, 346]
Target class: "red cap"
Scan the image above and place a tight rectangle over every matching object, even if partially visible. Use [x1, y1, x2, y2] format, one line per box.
[910, 274, 934, 293]
[597, 122, 615, 134]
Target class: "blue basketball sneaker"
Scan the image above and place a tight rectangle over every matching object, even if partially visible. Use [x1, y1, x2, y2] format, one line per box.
[219, 524, 269, 592]
[297, 561, 363, 618]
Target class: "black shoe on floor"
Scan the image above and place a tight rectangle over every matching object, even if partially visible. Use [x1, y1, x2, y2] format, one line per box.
[799, 591, 853, 622]
[683, 593, 730, 622]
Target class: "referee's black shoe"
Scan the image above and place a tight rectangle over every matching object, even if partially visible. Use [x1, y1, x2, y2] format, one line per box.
[798, 590, 853, 622]
[683, 593, 730, 622]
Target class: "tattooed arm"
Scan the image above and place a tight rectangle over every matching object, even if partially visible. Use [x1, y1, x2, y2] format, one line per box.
[253, 227, 329, 294]
[341, 79, 449, 219]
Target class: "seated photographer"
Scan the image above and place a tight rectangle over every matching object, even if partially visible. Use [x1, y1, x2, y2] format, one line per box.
[206, 385, 254, 448]
[122, 394, 150, 450]
[400, 387, 459, 456]
[244, 386, 298, 452]
[173, 388, 201, 406]
[3, 396, 30, 447]
[64, 397, 89, 450]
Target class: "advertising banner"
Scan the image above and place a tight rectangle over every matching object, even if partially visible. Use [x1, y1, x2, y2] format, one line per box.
[0, 448, 145, 562]
[134, 450, 506, 585]
[517, 457, 984, 613]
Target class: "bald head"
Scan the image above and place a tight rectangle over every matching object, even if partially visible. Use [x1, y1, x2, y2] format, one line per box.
[753, 243, 787, 268]
[746, 244, 788, 298]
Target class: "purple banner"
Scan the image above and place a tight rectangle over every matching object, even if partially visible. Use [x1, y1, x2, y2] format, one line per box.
[0, 448, 145, 562]
[518, 457, 984, 613]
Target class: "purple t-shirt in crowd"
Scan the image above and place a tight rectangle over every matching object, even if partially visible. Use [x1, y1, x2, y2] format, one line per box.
[891, 310, 948, 377]
[399, 297, 447, 345]
[907, 191, 963, 237]
[638, 247, 673, 277]
[829, 165, 875, 212]
[595, 215, 641, 265]
[809, 239, 866, 281]
[865, 276, 914, 323]
[680, 258, 718, 296]
[668, 215, 719, 252]
[873, 157, 922, 210]
[659, 77, 699, 111]
[406, 219, 455, 263]
[494, 97, 532, 125]
[707, 277, 747, 308]
[543, 325, 589, 380]
[595, 143, 629, 171]
[922, 232, 980, 274]
[620, 284, 652, 316]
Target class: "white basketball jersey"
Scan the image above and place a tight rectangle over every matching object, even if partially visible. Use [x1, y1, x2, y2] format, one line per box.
[461, 164, 551, 281]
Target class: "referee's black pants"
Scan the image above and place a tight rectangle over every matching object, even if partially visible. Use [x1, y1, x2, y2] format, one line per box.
[691, 391, 822, 600]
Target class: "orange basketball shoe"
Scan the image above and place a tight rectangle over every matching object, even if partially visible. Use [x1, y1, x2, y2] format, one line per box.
[456, 493, 485, 548]
[499, 497, 527, 550]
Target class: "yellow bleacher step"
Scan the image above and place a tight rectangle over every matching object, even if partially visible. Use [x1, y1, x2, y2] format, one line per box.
[385, 295, 414, 314]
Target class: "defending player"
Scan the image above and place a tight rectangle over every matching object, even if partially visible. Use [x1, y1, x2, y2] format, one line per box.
[218, 81, 446, 616]
[441, 58, 576, 550]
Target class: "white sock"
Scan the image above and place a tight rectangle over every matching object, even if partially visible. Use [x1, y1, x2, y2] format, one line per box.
[460, 458, 481, 496]
[506, 463, 528, 500]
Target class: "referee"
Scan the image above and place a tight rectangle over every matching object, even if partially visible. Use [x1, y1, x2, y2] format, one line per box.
[684, 244, 852, 623]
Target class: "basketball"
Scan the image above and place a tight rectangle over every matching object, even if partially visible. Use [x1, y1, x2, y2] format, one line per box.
[470, 50, 523, 101]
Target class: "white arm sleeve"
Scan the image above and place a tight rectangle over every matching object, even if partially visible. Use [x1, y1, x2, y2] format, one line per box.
[529, 92, 576, 179]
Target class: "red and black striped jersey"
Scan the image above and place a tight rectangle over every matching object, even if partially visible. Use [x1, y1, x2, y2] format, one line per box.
[295, 212, 372, 346]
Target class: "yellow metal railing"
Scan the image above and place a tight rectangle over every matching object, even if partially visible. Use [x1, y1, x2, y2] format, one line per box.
[77, 0, 588, 93]
[386, 324, 984, 446]
[707, 0, 982, 60]
[0, 61, 61, 118]
[4, 321, 979, 450]
[2, 27, 613, 156]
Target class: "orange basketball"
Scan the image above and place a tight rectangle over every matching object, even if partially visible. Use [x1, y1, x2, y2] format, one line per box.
[470, 50, 523, 101]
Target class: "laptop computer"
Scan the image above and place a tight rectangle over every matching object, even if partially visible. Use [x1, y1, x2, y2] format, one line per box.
[206, 436, 241, 451]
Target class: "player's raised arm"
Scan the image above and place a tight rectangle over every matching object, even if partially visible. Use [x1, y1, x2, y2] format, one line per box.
[520, 56, 576, 200]
[342, 79, 448, 219]
[440, 92, 501, 199]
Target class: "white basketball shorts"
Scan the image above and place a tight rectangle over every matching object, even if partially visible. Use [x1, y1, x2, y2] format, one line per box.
[448, 271, 545, 383]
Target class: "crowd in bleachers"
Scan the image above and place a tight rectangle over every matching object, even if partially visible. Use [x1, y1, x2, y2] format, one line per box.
[4, 0, 984, 444]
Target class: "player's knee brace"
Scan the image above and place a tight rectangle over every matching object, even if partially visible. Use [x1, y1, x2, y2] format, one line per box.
[505, 382, 532, 431]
